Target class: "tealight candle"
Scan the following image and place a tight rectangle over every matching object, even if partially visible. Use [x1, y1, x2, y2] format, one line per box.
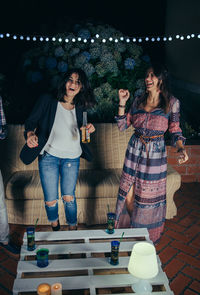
[37, 283, 51, 295]
[51, 283, 62, 295]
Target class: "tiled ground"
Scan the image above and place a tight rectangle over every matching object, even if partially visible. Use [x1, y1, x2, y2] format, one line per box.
[0, 182, 199, 295]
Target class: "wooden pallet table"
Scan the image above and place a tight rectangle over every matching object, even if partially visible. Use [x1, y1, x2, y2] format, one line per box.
[13, 228, 174, 295]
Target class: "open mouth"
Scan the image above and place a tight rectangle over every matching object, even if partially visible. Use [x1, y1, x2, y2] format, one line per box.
[146, 82, 153, 87]
[69, 87, 75, 91]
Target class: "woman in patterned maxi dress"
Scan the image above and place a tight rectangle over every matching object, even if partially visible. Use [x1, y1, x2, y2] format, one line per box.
[115, 63, 188, 243]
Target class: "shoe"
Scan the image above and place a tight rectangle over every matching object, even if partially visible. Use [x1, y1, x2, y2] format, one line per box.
[51, 220, 60, 231]
[69, 225, 77, 231]
[0, 241, 20, 255]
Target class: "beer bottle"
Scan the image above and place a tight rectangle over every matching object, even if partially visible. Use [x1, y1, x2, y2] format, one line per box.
[81, 112, 90, 143]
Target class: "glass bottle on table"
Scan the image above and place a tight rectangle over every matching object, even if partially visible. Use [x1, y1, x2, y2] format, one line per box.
[81, 111, 90, 143]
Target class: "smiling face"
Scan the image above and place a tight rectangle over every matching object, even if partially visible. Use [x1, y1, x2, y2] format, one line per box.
[65, 73, 82, 99]
[145, 68, 161, 92]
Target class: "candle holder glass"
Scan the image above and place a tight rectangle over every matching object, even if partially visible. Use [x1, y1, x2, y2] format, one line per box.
[110, 240, 120, 265]
[26, 226, 35, 251]
[106, 212, 115, 234]
[36, 248, 49, 268]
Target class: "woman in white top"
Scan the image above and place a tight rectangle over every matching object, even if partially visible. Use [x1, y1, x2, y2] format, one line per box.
[22, 68, 95, 230]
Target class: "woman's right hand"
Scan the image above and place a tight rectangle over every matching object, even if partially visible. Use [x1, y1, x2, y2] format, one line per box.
[118, 89, 130, 105]
[27, 131, 38, 148]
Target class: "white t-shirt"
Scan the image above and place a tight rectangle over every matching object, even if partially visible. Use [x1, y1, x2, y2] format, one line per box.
[41, 102, 82, 158]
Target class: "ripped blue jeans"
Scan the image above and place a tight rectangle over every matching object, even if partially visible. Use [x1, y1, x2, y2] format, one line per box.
[38, 152, 79, 226]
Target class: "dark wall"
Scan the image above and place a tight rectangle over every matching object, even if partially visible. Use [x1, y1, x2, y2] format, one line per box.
[165, 0, 200, 85]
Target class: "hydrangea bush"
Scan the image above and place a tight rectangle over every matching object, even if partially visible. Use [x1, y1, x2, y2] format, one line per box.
[22, 23, 149, 122]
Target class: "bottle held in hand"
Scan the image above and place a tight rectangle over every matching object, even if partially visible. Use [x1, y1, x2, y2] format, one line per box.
[82, 112, 90, 143]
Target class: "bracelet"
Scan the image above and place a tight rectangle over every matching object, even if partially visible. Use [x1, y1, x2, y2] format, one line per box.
[177, 147, 185, 153]
[119, 105, 126, 108]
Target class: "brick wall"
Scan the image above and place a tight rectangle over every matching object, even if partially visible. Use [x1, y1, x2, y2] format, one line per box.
[167, 145, 200, 182]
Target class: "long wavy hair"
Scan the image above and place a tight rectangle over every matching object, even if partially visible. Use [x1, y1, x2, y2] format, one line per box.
[139, 62, 171, 113]
[57, 68, 95, 108]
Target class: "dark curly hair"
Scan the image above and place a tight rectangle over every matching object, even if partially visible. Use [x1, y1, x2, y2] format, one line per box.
[139, 62, 171, 113]
[57, 68, 95, 108]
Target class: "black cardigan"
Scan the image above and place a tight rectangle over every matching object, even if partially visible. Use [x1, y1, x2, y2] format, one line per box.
[20, 95, 92, 165]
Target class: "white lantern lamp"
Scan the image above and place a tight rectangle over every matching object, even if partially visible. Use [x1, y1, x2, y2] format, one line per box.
[128, 242, 159, 293]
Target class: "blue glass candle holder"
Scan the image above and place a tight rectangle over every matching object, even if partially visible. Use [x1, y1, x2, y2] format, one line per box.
[106, 212, 115, 234]
[110, 240, 120, 265]
[36, 248, 49, 268]
[26, 227, 35, 251]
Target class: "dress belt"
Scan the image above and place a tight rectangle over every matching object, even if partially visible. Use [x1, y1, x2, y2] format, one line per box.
[135, 132, 164, 158]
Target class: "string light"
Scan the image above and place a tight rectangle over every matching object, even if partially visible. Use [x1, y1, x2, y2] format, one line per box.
[0, 32, 199, 43]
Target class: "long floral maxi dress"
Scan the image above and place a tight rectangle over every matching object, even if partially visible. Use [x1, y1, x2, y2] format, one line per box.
[115, 96, 185, 243]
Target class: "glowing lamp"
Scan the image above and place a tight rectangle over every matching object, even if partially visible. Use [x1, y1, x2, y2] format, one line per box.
[128, 242, 159, 293]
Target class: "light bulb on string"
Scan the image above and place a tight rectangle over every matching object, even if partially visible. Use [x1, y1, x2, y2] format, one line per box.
[91, 39, 94, 43]
[52, 37, 56, 41]
[58, 38, 62, 42]
[157, 37, 160, 41]
[26, 36, 30, 41]
[168, 36, 172, 41]
[72, 38, 76, 42]
[65, 38, 69, 43]
[39, 37, 43, 41]
[132, 38, 136, 42]
[6, 33, 10, 37]
[145, 37, 149, 41]
[78, 37, 81, 41]
[163, 37, 167, 41]
[138, 38, 142, 42]
[45, 37, 49, 42]
[176, 35, 180, 39]
[33, 37, 36, 41]
[102, 39, 106, 43]
[83, 39, 87, 43]
[180, 36, 184, 40]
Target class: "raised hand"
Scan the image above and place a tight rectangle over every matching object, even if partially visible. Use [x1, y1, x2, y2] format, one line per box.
[118, 89, 130, 105]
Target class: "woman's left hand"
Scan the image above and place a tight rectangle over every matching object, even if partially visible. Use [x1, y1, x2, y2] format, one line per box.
[177, 149, 189, 164]
[86, 123, 95, 134]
